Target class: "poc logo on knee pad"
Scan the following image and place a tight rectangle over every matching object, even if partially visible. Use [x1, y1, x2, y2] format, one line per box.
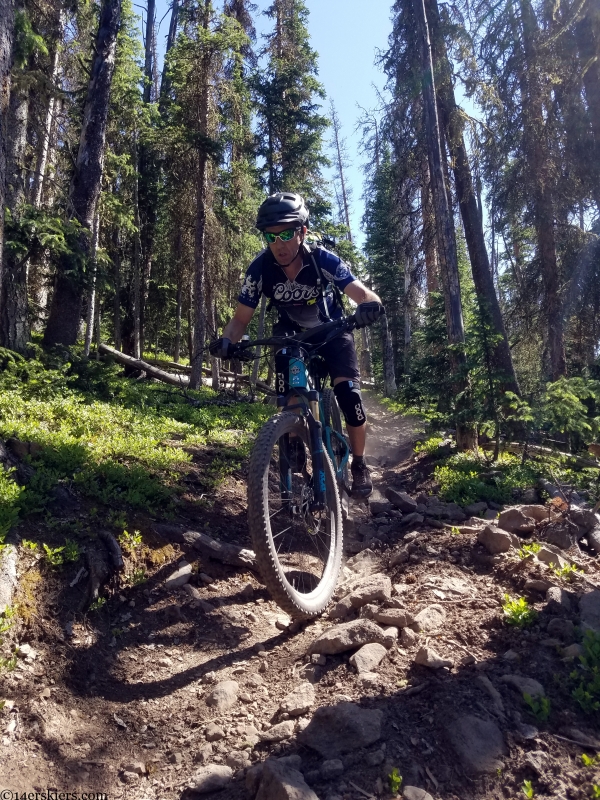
[355, 403, 365, 422]
[277, 373, 286, 394]
[333, 380, 367, 427]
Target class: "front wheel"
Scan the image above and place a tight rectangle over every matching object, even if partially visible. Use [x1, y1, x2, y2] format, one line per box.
[247, 412, 343, 617]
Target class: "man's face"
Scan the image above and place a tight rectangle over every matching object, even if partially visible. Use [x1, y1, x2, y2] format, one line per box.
[264, 224, 305, 264]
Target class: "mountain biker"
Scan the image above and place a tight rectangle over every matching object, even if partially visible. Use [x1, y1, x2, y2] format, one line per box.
[209, 191, 383, 498]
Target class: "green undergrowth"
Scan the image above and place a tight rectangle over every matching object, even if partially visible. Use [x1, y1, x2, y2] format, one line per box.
[0, 347, 271, 536]
[414, 432, 600, 507]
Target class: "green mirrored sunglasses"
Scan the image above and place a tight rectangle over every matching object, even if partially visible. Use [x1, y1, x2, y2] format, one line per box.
[263, 227, 300, 244]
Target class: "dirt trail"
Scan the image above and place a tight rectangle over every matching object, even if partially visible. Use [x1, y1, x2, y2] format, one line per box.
[1, 399, 600, 800]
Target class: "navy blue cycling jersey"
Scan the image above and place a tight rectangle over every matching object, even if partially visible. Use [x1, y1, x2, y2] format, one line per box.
[237, 244, 356, 330]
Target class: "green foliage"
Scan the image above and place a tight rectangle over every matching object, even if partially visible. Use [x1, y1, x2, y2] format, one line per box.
[124, 567, 146, 586]
[414, 435, 447, 456]
[89, 597, 106, 612]
[0, 353, 271, 528]
[43, 539, 81, 567]
[0, 469, 24, 545]
[581, 753, 600, 767]
[523, 693, 551, 722]
[0, 607, 15, 637]
[571, 630, 600, 714]
[119, 529, 142, 552]
[434, 452, 538, 505]
[518, 542, 541, 559]
[551, 563, 582, 581]
[388, 768, 402, 793]
[542, 378, 600, 441]
[522, 779, 535, 798]
[502, 594, 537, 628]
[592, 786, 600, 799]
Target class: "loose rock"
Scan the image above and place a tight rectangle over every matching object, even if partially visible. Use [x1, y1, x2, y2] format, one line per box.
[477, 526, 518, 554]
[205, 680, 239, 711]
[497, 507, 536, 534]
[321, 758, 344, 780]
[385, 488, 417, 512]
[403, 788, 434, 800]
[563, 643, 584, 658]
[412, 604, 446, 632]
[446, 715, 506, 775]
[205, 722, 225, 741]
[279, 682, 315, 717]
[465, 501, 488, 516]
[372, 608, 409, 627]
[256, 759, 319, 800]
[165, 560, 192, 589]
[348, 574, 392, 608]
[546, 617, 575, 642]
[580, 589, 600, 632]
[500, 674, 545, 697]
[357, 672, 380, 691]
[189, 764, 233, 794]
[545, 519, 579, 550]
[309, 619, 387, 655]
[299, 702, 383, 758]
[414, 646, 452, 669]
[401, 627, 418, 647]
[259, 720, 295, 742]
[349, 643, 387, 674]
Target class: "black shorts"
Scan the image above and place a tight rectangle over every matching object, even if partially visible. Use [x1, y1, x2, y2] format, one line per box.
[273, 326, 360, 394]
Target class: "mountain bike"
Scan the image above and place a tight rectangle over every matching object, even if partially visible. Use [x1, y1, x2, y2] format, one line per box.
[229, 314, 359, 617]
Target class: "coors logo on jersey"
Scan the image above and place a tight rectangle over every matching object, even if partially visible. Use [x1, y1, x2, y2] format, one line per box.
[273, 279, 320, 304]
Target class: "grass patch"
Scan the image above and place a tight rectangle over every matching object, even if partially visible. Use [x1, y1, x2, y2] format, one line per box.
[502, 594, 537, 628]
[571, 630, 600, 714]
[0, 350, 271, 532]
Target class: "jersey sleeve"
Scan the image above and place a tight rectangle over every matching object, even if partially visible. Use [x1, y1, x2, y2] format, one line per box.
[237, 252, 264, 309]
[318, 249, 357, 292]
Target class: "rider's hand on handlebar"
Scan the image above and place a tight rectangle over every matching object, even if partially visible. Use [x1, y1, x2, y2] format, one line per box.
[209, 337, 233, 359]
[354, 301, 384, 328]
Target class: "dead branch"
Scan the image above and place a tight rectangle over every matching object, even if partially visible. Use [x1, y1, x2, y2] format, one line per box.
[154, 524, 257, 570]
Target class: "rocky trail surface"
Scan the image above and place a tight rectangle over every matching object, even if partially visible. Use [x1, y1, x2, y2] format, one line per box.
[2, 395, 600, 800]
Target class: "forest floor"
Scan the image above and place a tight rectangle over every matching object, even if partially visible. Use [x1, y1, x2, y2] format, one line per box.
[2, 388, 600, 800]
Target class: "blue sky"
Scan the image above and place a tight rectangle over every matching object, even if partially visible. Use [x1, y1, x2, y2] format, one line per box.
[152, 0, 394, 246]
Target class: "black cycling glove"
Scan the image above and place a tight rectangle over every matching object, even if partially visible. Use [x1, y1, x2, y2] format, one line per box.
[208, 337, 233, 359]
[354, 301, 384, 328]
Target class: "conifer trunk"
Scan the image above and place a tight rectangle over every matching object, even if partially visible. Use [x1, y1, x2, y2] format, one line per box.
[425, 0, 520, 398]
[1, 36, 29, 352]
[421, 155, 439, 299]
[0, 0, 14, 296]
[518, 0, 566, 381]
[413, 0, 475, 448]
[189, 0, 212, 389]
[381, 312, 397, 396]
[574, 0, 600, 211]
[43, 0, 121, 347]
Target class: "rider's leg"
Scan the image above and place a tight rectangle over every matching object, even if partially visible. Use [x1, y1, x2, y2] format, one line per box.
[332, 376, 366, 456]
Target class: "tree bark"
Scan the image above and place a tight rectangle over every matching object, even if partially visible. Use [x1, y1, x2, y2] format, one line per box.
[84, 210, 101, 356]
[426, 0, 520, 398]
[330, 99, 352, 240]
[381, 312, 397, 396]
[517, 0, 566, 381]
[43, 0, 121, 347]
[189, 0, 212, 389]
[421, 154, 439, 299]
[413, 0, 475, 448]
[574, 0, 600, 212]
[0, 0, 14, 301]
[1, 18, 30, 353]
[112, 228, 122, 350]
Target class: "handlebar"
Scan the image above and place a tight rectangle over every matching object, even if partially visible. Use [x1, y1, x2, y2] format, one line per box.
[230, 313, 358, 358]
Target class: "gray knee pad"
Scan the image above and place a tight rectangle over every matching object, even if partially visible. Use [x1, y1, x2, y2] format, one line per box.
[333, 380, 366, 427]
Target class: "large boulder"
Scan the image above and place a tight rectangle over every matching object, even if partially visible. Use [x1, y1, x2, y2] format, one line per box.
[570, 508, 600, 536]
[299, 702, 383, 758]
[188, 765, 233, 794]
[309, 619, 387, 655]
[544, 518, 579, 550]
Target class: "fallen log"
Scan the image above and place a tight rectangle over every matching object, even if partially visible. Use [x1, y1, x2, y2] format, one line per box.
[99, 344, 190, 387]
[480, 441, 599, 469]
[98, 344, 275, 395]
[154, 523, 257, 570]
